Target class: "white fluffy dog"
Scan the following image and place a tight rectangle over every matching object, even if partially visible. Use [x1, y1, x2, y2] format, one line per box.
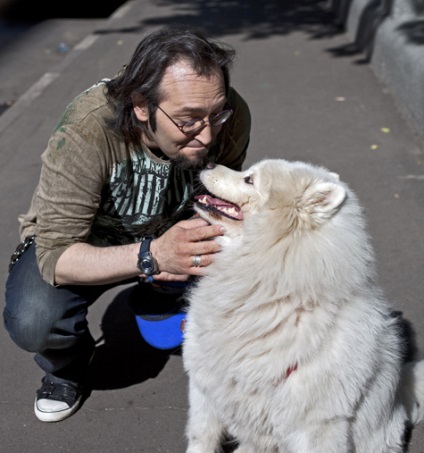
[182, 159, 424, 453]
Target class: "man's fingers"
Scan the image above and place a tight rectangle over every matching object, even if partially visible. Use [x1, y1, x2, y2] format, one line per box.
[187, 238, 221, 256]
[190, 253, 213, 268]
[188, 224, 224, 242]
[152, 218, 225, 276]
[178, 217, 210, 229]
[178, 218, 225, 240]
[153, 272, 190, 282]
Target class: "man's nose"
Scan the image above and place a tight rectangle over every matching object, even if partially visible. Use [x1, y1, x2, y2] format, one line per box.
[194, 123, 215, 145]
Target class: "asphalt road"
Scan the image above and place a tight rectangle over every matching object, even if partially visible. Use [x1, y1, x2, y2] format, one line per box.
[0, 1, 423, 452]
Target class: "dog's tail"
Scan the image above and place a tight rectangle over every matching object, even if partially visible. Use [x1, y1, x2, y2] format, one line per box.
[400, 360, 424, 424]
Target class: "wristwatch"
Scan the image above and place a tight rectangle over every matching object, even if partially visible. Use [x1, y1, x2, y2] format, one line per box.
[137, 235, 159, 275]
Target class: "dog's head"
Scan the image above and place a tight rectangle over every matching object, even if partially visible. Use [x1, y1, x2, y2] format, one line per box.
[194, 159, 347, 241]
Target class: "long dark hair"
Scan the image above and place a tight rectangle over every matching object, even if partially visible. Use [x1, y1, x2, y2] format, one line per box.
[105, 27, 236, 147]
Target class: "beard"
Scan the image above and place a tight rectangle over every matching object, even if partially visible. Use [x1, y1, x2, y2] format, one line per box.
[171, 153, 209, 170]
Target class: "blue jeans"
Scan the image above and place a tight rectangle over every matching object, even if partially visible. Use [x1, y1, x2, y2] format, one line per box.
[4, 241, 137, 385]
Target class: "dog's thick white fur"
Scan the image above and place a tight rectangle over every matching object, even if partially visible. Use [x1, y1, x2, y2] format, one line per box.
[183, 159, 424, 453]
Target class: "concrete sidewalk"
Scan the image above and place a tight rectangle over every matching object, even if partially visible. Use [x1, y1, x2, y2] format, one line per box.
[335, 0, 424, 144]
[1, 1, 423, 451]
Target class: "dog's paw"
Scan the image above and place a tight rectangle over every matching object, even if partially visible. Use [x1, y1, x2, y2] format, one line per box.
[186, 443, 216, 453]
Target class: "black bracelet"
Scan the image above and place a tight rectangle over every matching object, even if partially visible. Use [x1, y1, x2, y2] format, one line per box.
[8, 235, 36, 273]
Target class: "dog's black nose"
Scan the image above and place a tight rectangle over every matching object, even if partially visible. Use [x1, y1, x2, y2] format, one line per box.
[206, 162, 216, 170]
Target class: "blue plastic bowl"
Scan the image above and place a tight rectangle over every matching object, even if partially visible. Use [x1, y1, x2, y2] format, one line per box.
[135, 311, 186, 350]
[131, 281, 190, 350]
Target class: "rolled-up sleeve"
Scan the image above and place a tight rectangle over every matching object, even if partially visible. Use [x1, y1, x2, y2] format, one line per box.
[34, 117, 110, 285]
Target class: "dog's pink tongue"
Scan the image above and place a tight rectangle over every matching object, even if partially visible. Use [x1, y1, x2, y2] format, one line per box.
[195, 194, 243, 220]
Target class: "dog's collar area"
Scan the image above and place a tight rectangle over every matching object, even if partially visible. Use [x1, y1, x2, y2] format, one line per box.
[286, 363, 298, 378]
[274, 363, 298, 386]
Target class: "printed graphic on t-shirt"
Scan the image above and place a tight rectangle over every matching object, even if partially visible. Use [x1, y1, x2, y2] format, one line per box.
[89, 152, 195, 245]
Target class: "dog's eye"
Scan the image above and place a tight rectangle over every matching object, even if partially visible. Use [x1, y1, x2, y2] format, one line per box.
[244, 175, 254, 185]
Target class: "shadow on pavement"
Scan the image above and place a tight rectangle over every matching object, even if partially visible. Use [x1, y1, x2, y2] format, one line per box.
[0, 0, 127, 20]
[95, 0, 343, 42]
[86, 286, 181, 391]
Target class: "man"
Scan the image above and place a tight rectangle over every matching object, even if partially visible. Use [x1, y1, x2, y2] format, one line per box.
[4, 27, 251, 422]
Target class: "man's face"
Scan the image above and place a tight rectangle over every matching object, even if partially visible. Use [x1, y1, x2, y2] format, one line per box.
[134, 60, 227, 169]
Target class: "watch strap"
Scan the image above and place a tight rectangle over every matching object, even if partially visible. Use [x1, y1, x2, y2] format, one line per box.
[137, 235, 159, 275]
[139, 235, 154, 256]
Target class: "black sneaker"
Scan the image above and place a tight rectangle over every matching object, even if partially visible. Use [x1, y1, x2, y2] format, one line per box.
[34, 377, 83, 422]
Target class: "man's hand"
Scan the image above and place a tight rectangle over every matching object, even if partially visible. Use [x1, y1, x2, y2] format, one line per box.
[150, 217, 224, 279]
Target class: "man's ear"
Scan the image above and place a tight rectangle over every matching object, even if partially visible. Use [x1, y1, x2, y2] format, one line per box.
[133, 103, 149, 122]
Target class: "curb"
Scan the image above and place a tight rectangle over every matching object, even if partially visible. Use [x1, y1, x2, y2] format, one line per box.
[335, 0, 424, 143]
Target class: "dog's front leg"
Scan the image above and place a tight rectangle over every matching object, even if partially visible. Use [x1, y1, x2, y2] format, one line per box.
[283, 420, 352, 453]
[186, 378, 224, 453]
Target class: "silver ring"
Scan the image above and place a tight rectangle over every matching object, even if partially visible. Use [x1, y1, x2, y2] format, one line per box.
[192, 255, 202, 267]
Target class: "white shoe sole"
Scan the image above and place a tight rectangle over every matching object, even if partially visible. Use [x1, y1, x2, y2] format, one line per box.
[34, 395, 82, 422]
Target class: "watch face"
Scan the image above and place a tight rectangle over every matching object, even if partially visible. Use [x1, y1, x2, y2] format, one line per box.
[141, 258, 154, 273]
[138, 237, 158, 275]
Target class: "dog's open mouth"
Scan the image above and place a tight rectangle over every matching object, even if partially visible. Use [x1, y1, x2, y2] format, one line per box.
[195, 194, 243, 220]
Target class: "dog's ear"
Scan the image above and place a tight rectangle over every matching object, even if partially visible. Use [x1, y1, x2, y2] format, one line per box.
[303, 181, 346, 223]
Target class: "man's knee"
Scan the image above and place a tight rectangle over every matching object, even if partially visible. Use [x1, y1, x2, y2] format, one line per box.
[3, 304, 51, 352]
[5, 246, 62, 351]
[4, 276, 58, 352]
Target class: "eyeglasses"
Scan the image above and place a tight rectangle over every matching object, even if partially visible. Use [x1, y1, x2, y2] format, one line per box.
[156, 105, 233, 135]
